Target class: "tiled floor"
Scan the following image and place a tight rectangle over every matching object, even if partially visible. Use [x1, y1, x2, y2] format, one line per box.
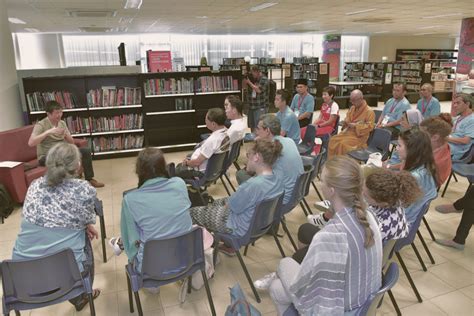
[0, 101, 472, 315]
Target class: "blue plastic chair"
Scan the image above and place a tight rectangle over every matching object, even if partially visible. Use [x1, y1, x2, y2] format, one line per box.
[1, 248, 95, 316]
[347, 128, 392, 162]
[213, 193, 284, 303]
[94, 198, 108, 263]
[441, 144, 474, 197]
[220, 140, 243, 195]
[297, 125, 317, 156]
[125, 227, 216, 316]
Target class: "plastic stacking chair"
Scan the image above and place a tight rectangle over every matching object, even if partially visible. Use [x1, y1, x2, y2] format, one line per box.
[300, 156, 321, 216]
[297, 125, 317, 156]
[347, 128, 392, 163]
[213, 193, 284, 303]
[125, 228, 216, 316]
[1, 248, 96, 316]
[220, 140, 243, 195]
[441, 144, 474, 197]
[331, 115, 340, 136]
[310, 148, 326, 201]
[374, 110, 383, 124]
[94, 198, 108, 263]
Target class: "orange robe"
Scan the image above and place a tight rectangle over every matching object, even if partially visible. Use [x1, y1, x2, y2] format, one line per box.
[328, 102, 375, 158]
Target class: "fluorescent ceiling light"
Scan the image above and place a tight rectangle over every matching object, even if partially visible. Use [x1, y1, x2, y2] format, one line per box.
[259, 27, 275, 33]
[374, 30, 389, 34]
[417, 25, 442, 29]
[422, 13, 461, 19]
[119, 17, 134, 24]
[413, 32, 436, 36]
[250, 2, 278, 12]
[320, 29, 338, 33]
[220, 19, 232, 24]
[346, 8, 377, 16]
[124, 0, 143, 9]
[24, 28, 40, 32]
[9, 17, 26, 24]
[195, 16, 208, 19]
[145, 20, 159, 31]
[290, 21, 313, 26]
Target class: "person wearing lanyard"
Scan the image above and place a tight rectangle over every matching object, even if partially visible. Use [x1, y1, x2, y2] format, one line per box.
[376, 83, 411, 139]
[275, 89, 301, 145]
[290, 79, 315, 128]
[447, 93, 474, 160]
[416, 83, 441, 119]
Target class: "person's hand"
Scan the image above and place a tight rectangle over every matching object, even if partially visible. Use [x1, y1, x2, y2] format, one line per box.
[347, 122, 356, 128]
[49, 126, 65, 136]
[243, 78, 250, 86]
[86, 224, 99, 240]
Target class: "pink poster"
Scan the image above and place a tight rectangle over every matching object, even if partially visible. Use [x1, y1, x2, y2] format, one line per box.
[322, 35, 341, 81]
[147, 50, 172, 72]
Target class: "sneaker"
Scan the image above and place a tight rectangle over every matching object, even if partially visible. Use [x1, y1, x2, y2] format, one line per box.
[145, 287, 160, 295]
[108, 237, 124, 256]
[88, 179, 105, 188]
[218, 244, 236, 257]
[435, 239, 465, 250]
[314, 200, 331, 212]
[307, 213, 328, 228]
[254, 272, 277, 290]
[435, 204, 462, 214]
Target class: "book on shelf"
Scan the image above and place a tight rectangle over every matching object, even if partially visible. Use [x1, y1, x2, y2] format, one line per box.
[144, 78, 194, 96]
[91, 114, 143, 132]
[175, 98, 193, 111]
[92, 134, 144, 152]
[65, 116, 90, 134]
[87, 86, 141, 107]
[293, 57, 319, 64]
[195, 76, 239, 93]
[27, 91, 81, 112]
[222, 58, 246, 65]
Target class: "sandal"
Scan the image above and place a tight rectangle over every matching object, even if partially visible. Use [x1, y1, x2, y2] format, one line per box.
[75, 289, 101, 311]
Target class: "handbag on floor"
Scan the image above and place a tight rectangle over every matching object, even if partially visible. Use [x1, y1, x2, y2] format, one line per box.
[225, 283, 261, 316]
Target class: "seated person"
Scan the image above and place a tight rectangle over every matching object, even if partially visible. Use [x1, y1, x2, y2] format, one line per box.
[275, 89, 301, 145]
[448, 93, 474, 160]
[328, 89, 375, 158]
[290, 79, 315, 128]
[175, 108, 230, 179]
[236, 114, 303, 205]
[256, 156, 382, 315]
[420, 115, 453, 186]
[189, 139, 284, 255]
[400, 109, 423, 131]
[27, 100, 104, 188]
[376, 83, 411, 139]
[417, 83, 441, 119]
[109, 148, 193, 272]
[224, 95, 247, 144]
[12, 143, 100, 311]
[312, 85, 339, 136]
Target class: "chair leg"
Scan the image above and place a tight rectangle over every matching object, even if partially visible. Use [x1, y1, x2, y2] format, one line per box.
[224, 173, 236, 192]
[272, 229, 286, 258]
[311, 181, 323, 201]
[201, 270, 217, 316]
[441, 171, 453, 197]
[100, 215, 107, 263]
[388, 289, 402, 316]
[220, 176, 232, 196]
[411, 242, 427, 272]
[281, 219, 298, 251]
[14, 311, 21, 316]
[126, 272, 134, 313]
[422, 216, 436, 241]
[417, 231, 435, 265]
[235, 249, 261, 303]
[243, 244, 249, 256]
[396, 252, 423, 303]
[233, 161, 241, 171]
[453, 173, 458, 182]
[303, 198, 313, 215]
[299, 201, 308, 217]
[89, 292, 96, 316]
[134, 291, 143, 316]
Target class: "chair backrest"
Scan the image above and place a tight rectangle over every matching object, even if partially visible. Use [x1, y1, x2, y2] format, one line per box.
[374, 110, 383, 124]
[280, 166, 313, 215]
[222, 140, 242, 172]
[394, 200, 432, 252]
[1, 248, 86, 313]
[331, 115, 340, 136]
[302, 124, 316, 146]
[199, 151, 228, 187]
[382, 239, 396, 270]
[301, 153, 321, 183]
[300, 160, 316, 196]
[456, 143, 474, 163]
[141, 227, 204, 283]
[355, 262, 399, 316]
[367, 128, 392, 156]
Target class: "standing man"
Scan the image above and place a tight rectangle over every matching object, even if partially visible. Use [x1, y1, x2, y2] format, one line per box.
[448, 93, 474, 160]
[28, 100, 104, 188]
[244, 65, 269, 133]
[290, 79, 315, 128]
[376, 83, 411, 139]
[275, 89, 301, 145]
[416, 83, 441, 119]
[224, 95, 247, 145]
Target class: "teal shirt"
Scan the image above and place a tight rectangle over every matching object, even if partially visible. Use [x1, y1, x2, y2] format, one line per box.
[276, 107, 301, 145]
[416, 97, 440, 119]
[290, 93, 315, 116]
[13, 220, 87, 271]
[273, 135, 304, 204]
[227, 174, 283, 237]
[120, 177, 193, 272]
[404, 166, 437, 226]
[449, 113, 474, 160]
[382, 98, 411, 130]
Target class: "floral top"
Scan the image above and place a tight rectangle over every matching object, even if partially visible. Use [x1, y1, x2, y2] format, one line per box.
[23, 176, 97, 229]
[369, 205, 409, 242]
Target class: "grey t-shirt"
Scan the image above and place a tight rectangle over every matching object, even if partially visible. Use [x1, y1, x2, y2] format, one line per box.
[32, 117, 69, 160]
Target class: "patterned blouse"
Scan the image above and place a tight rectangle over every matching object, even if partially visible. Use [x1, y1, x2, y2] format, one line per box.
[369, 205, 409, 242]
[23, 176, 97, 230]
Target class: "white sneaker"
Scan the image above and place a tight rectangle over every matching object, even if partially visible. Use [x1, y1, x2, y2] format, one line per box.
[254, 272, 277, 290]
[108, 237, 124, 256]
[314, 200, 331, 212]
[145, 287, 160, 295]
[307, 213, 328, 228]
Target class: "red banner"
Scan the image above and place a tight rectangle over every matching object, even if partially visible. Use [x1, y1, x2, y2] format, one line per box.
[147, 50, 172, 72]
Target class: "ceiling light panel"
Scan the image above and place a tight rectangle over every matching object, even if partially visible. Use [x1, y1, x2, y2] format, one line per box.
[250, 2, 278, 12]
[124, 0, 143, 9]
[346, 8, 377, 16]
[8, 17, 26, 24]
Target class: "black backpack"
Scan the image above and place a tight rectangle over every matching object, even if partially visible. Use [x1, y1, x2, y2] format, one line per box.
[0, 183, 14, 222]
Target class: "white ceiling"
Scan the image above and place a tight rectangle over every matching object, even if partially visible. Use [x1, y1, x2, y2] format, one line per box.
[6, 0, 474, 36]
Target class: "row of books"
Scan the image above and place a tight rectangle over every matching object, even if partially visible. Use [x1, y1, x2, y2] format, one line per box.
[175, 98, 193, 111]
[393, 76, 422, 84]
[394, 63, 421, 70]
[91, 114, 143, 132]
[293, 64, 318, 72]
[345, 63, 385, 71]
[222, 58, 246, 65]
[345, 71, 383, 78]
[92, 134, 144, 153]
[293, 57, 319, 64]
[293, 71, 318, 80]
[195, 76, 239, 93]
[144, 78, 194, 96]
[27, 91, 81, 111]
[65, 116, 90, 134]
[393, 70, 420, 77]
[86, 87, 141, 107]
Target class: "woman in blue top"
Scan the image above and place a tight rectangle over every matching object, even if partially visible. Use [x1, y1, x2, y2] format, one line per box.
[110, 147, 193, 272]
[396, 128, 438, 226]
[12, 143, 100, 311]
[189, 138, 284, 255]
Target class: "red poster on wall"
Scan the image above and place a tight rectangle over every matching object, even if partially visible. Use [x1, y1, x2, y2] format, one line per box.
[147, 50, 172, 72]
[322, 35, 341, 81]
